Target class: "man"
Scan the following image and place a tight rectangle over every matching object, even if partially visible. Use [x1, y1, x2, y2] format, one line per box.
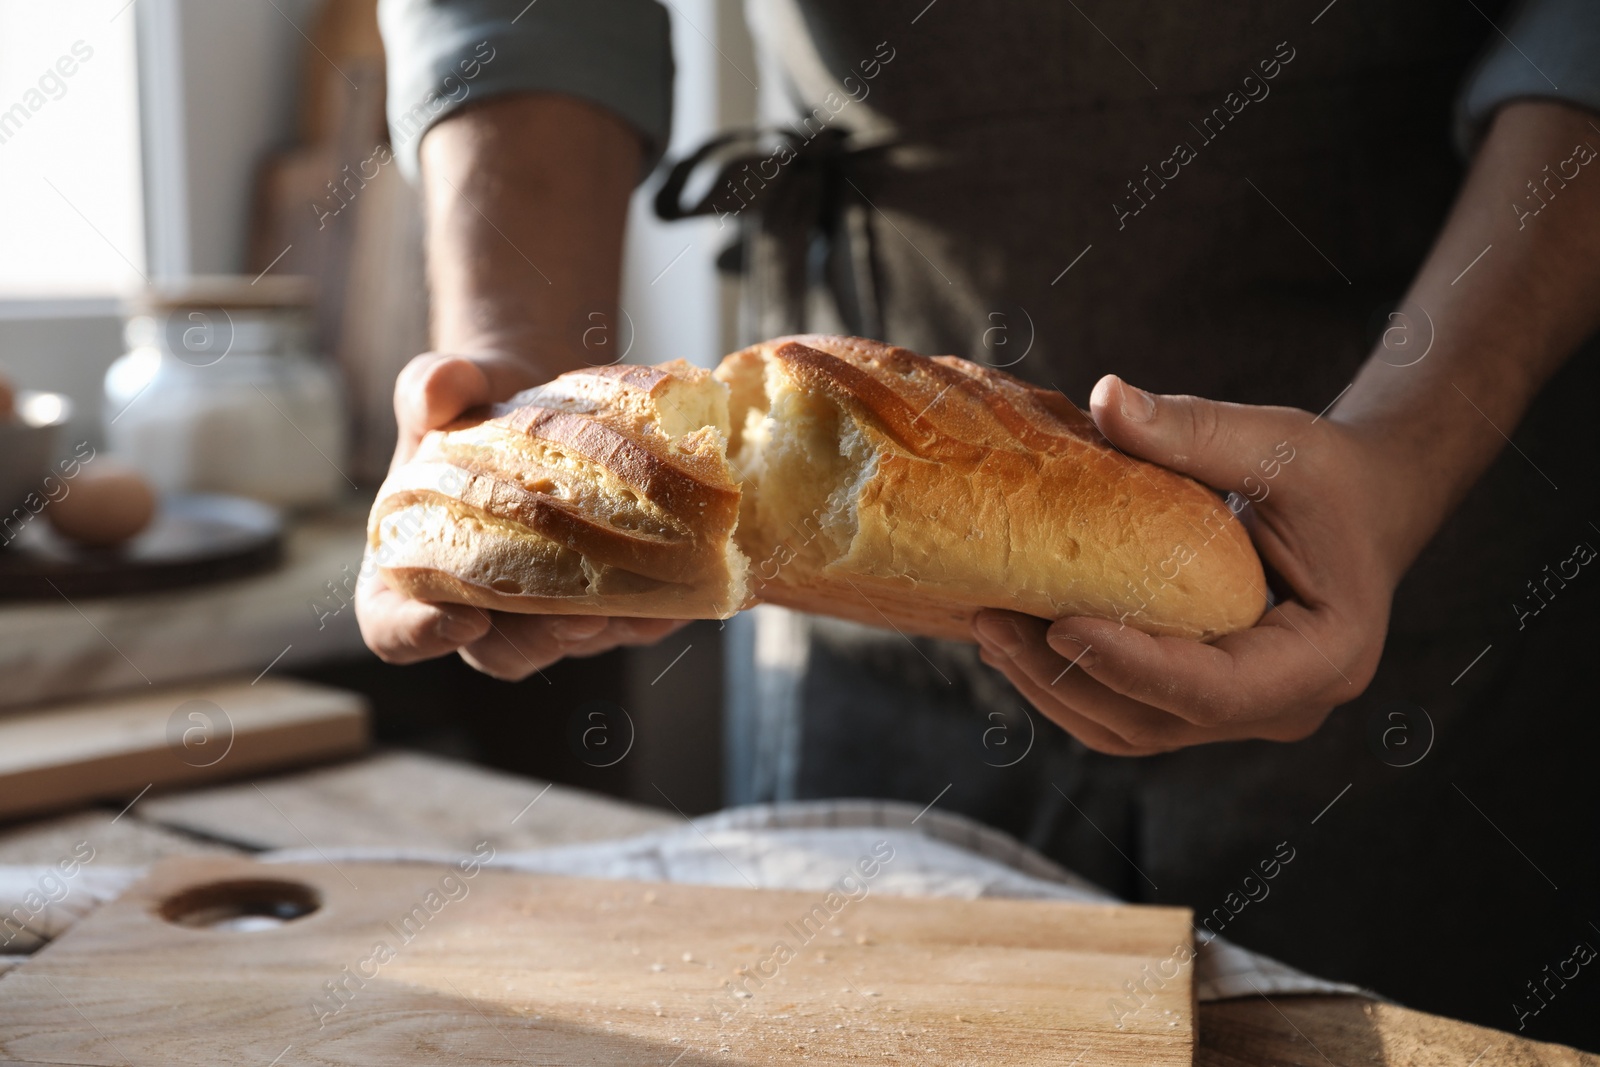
[359, 0, 1600, 1044]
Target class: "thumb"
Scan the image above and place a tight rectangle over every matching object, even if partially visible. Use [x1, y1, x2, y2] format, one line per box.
[393, 352, 540, 461]
[1088, 375, 1297, 494]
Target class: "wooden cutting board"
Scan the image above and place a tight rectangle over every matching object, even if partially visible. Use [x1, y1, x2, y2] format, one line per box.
[0, 855, 1195, 1065]
[0, 678, 368, 820]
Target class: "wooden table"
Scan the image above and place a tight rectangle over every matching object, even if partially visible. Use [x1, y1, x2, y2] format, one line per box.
[1, 751, 1593, 1066]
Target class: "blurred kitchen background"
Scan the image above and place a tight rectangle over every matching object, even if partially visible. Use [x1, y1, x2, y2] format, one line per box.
[0, 0, 759, 817]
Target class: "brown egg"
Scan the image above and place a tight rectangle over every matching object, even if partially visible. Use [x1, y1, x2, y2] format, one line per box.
[47, 459, 157, 548]
[0, 372, 14, 420]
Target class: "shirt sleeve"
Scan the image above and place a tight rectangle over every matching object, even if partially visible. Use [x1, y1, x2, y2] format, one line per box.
[1456, 0, 1600, 152]
[378, 0, 674, 181]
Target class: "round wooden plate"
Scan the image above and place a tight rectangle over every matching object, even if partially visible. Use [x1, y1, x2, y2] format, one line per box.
[0, 493, 284, 601]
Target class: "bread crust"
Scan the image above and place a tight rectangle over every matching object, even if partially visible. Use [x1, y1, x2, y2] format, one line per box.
[726, 336, 1267, 641]
[369, 340, 1268, 641]
[368, 360, 748, 618]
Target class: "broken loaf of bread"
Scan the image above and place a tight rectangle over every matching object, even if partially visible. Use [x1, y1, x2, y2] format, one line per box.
[367, 335, 1268, 641]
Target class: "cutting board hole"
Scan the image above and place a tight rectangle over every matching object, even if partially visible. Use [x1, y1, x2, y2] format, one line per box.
[158, 879, 321, 931]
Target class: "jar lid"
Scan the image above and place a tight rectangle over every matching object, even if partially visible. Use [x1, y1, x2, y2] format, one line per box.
[127, 275, 314, 314]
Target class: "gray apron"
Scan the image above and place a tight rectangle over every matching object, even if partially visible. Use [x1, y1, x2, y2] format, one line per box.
[660, 0, 1600, 1043]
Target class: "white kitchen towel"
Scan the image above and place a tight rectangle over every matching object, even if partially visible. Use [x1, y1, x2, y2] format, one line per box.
[0, 864, 141, 956]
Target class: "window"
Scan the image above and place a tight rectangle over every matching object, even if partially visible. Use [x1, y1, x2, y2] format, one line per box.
[0, 0, 145, 297]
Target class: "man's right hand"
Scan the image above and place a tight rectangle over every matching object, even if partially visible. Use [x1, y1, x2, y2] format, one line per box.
[357, 93, 676, 680]
[356, 350, 688, 681]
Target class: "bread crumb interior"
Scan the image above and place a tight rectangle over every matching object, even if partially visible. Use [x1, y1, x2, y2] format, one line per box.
[722, 354, 874, 586]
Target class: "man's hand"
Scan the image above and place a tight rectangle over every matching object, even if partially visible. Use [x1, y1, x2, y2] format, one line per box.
[357, 93, 687, 681]
[973, 376, 1397, 755]
[356, 350, 687, 681]
[977, 100, 1600, 755]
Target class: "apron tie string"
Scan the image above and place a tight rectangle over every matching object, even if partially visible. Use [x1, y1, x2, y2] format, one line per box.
[654, 126, 888, 341]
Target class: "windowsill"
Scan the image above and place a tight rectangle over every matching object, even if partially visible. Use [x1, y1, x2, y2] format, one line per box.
[0, 295, 126, 322]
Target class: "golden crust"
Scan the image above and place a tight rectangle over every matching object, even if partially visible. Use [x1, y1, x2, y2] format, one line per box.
[368, 359, 748, 616]
[724, 336, 1268, 641]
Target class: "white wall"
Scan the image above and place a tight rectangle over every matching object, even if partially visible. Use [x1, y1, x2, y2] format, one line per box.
[618, 0, 728, 370]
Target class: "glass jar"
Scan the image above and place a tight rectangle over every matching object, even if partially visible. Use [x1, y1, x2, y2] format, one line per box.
[104, 276, 349, 510]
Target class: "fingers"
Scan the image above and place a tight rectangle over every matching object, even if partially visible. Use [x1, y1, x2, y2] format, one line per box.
[1045, 612, 1343, 740]
[974, 609, 1338, 749]
[605, 617, 694, 645]
[1087, 375, 1307, 495]
[356, 573, 491, 665]
[458, 613, 690, 682]
[975, 611, 1208, 753]
[979, 642, 1153, 756]
[356, 555, 691, 681]
[457, 613, 604, 680]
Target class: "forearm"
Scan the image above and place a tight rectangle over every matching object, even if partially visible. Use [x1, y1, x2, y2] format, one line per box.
[420, 93, 643, 377]
[1332, 100, 1600, 577]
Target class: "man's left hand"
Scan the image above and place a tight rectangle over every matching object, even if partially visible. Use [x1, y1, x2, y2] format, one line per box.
[973, 375, 1403, 756]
